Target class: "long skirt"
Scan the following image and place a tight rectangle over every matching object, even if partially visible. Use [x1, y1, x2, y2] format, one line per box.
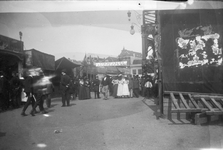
[112, 84, 118, 98]
[117, 84, 123, 97]
[122, 83, 130, 96]
[79, 86, 87, 100]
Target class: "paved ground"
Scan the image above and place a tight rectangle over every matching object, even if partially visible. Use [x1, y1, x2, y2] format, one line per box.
[0, 96, 223, 150]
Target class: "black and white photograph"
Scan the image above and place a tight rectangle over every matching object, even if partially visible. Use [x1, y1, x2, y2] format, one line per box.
[0, 0, 223, 150]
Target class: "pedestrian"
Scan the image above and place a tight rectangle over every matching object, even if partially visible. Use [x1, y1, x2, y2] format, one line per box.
[101, 74, 110, 100]
[0, 71, 9, 111]
[112, 76, 119, 98]
[78, 77, 87, 100]
[84, 77, 91, 99]
[46, 77, 54, 108]
[60, 69, 71, 107]
[30, 70, 48, 116]
[144, 75, 153, 99]
[122, 75, 130, 98]
[133, 75, 140, 98]
[21, 70, 36, 116]
[92, 76, 100, 99]
[117, 74, 124, 98]
[128, 75, 133, 98]
[10, 71, 22, 108]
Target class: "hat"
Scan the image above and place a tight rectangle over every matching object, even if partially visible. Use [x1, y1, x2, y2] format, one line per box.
[62, 69, 66, 73]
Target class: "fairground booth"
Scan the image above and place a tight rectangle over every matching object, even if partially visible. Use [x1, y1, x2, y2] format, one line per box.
[141, 1, 223, 123]
[0, 34, 24, 79]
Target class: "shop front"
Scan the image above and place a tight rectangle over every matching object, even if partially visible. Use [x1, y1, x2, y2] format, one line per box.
[0, 34, 24, 79]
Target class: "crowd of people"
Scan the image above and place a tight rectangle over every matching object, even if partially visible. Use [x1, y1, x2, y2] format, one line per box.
[0, 68, 158, 116]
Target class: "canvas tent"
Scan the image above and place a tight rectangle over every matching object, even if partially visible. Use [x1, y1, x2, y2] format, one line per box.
[24, 49, 55, 71]
[55, 57, 81, 71]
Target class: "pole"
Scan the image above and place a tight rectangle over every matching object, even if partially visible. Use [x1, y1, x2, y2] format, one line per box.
[156, 10, 163, 116]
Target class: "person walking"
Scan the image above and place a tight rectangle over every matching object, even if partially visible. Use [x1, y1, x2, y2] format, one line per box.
[21, 70, 36, 116]
[60, 70, 71, 107]
[46, 77, 54, 108]
[30, 70, 48, 116]
[101, 74, 110, 100]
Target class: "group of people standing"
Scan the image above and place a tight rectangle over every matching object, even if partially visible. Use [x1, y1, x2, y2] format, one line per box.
[0, 71, 23, 111]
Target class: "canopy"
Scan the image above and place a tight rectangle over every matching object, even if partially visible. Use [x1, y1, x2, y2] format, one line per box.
[25, 49, 55, 71]
[55, 57, 81, 71]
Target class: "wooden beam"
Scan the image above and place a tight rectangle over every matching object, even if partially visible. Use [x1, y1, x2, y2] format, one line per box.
[170, 93, 180, 109]
[171, 108, 201, 113]
[179, 93, 190, 109]
[188, 94, 200, 109]
[164, 91, 223, 97]
[201, 98, 215, 112]
[210, 98, 223, 111]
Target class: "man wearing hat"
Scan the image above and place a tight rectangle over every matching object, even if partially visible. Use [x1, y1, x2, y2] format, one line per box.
[60, 69, 71, 106]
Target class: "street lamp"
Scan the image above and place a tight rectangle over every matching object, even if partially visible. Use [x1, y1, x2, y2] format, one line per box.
[130, 24, 135, 35]
[19, 31, 23, 41]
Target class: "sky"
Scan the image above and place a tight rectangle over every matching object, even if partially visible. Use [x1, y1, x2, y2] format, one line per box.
[1, 1, 220, 61]
[0, 10, 143, 61]
[0, 1, 184, 61]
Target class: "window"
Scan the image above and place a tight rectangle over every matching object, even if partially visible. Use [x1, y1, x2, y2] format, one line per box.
[132, 69, 136, 74]
[138, 69, 142, 74]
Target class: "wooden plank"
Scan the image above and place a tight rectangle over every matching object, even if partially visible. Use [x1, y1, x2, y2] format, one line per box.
[206, 111, 223, 115]
[188, 94, 200, 109]
[193, 95, 223, 100]
[168, 94, 172, 120]
[171, 108, 202, 113]
[200, 98, 215, 112]
[210, 98, 223, 111]
[170, 93, 180, 109]
[179, 93, 190, 109]
[164, 91, 223, 97]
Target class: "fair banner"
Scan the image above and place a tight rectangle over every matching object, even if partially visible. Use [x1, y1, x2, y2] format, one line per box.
[95, 61, 127, 67]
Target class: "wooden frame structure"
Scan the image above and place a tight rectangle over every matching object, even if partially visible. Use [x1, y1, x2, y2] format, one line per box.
[165, 91, 223, 123]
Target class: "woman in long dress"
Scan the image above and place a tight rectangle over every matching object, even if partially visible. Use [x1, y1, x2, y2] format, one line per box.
[78, 78, 87, 100]
[122, 77, 130, 97]
[112, 76, 119, 98]
[117, 75, 124, 97]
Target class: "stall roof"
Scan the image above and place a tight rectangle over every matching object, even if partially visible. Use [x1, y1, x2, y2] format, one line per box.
[55, 57, 81, 71]
[25, 49, 55, 71]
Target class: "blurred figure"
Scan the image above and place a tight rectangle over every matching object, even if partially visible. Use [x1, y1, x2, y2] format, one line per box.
[21, 70, 35, 116]
[60, 69, 71, 106]
[84, 77, 91, 99]
[31, 70, 48, 115]
[101, 74, 110, 100]
[10, 71, 22, 108]
[46, 77, 54, 108]
[133, 75, 140, 98]
[92, 76, 100, 99]
[0, 71, 9, 111]
[128, 75, 133, 98]
[112, 76, 119, 98]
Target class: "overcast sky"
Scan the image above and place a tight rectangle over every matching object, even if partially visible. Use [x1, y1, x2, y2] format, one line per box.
[1, 1, 220, 60]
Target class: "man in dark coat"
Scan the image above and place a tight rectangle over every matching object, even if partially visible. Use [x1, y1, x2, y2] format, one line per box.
[60, 70, 71, 106]
[92, 76, 100, 99]
[10, 71, 22, 108]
